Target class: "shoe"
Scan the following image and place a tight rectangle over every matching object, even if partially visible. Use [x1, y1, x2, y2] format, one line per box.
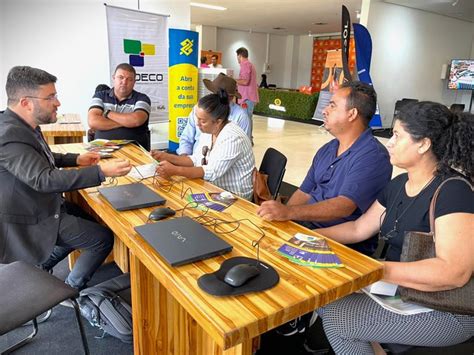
[303, 316, 333, 354]
[59, 298, 75, 308]
[276, 311, 318, 336]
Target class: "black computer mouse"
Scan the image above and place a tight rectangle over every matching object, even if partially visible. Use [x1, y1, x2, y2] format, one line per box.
[223, 263, 260, 287]
[149, 207, 176, 221]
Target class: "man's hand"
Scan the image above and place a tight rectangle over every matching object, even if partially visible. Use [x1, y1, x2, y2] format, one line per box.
[257, 200, 291, 221]
[100, 159, 132, 177]
[76, 152, 100, 166]
[155, 161, 177, 179]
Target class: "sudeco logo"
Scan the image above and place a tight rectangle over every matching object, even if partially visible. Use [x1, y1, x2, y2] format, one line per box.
[180, 38, 194, 56]
[123, 39, 155, 67]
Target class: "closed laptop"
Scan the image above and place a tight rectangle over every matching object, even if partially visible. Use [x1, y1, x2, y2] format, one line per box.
[98, 183, 166, 211]
[134, 216, 233, 266]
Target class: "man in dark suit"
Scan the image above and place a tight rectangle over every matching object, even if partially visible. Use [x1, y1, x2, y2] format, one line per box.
[0, 66, 132, 290]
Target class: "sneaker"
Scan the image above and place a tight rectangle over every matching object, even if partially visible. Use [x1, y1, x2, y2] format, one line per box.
[275, 316, 303, 336]
[303, 315, 333, 354]
[59, 298, 75, 308]
[276, 311, 318, 336]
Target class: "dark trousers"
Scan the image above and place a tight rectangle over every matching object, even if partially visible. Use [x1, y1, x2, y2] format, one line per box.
[41, 202, 113, 290]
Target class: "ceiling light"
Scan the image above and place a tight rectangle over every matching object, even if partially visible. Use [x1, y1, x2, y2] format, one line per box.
[356, 10, 361, 19]
[452, 0, 459, 6]
[190, 2, 227, 11]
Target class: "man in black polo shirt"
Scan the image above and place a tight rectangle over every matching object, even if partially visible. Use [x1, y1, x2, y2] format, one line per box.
[88, 63, 151, 150]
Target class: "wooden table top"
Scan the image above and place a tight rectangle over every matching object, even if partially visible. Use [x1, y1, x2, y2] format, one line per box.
[51, 143, 383, 350]
[40, 113, 85, 137]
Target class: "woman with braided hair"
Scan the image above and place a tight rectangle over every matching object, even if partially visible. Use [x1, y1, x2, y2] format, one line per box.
[152, 89, 255, 200]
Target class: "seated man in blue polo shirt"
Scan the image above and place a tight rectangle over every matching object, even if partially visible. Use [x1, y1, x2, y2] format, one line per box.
[177, 73, 250, 155]
[257, 81, 392, 256]
[88, 63, 152, 150]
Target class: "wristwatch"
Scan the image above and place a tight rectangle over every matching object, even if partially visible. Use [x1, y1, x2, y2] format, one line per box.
[103, 109, 111, 118]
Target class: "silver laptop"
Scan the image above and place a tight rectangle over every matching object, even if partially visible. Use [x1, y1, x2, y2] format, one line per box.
[98, 183, 166, 211]
[134, 216, 233, 266]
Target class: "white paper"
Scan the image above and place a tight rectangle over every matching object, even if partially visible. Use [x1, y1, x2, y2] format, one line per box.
[128, 163, 157, 180]
[362, 288, 434, 315]
[366, 281, 398, 296]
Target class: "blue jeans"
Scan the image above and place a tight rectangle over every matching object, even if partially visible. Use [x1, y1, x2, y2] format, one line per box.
[41, 202, 113, 290]
[243, 99, 256, 139]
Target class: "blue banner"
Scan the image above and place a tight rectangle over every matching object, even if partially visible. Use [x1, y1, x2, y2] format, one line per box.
[353, 23, 382, 127]
[168, 29, 199, 152]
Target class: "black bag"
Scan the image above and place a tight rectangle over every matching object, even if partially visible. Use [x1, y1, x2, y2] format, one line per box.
[77, 273, 133, 343]
[399, 177, 474, 315]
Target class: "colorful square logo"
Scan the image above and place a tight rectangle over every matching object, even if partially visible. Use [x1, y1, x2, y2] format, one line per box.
[123, 39, 155, 67]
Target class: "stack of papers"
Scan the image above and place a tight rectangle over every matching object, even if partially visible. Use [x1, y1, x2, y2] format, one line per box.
[85, 139, 134, 157]
[57, 114, 81, 124]
[278, 233, 344, 268]
[86, 139, 134, 149]
[188, 192, 237, 212]
[362, 288, 434, 315]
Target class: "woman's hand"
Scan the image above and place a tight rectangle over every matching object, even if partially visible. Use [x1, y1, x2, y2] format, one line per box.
[150, 150, 167, 162]
[155, 161, 177, 179]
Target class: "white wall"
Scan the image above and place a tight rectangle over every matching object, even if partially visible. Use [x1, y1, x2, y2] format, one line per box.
[269, 34, 289, 87]
[201, 25, 218, 52]
[296, 35, 314, 87]
[216, 28, 268, 82]
[0, 0, 190, 125]
[215, 29, 313, 89]
[367, 1, 474, 125]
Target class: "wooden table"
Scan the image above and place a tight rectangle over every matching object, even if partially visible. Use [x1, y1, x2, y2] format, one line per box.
[51, 143, 384, 355]
[40, 113, 85, 144]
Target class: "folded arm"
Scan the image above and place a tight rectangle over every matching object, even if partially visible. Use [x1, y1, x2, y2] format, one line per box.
[107, 109, 148, 128]
[88, 108, 122, 130]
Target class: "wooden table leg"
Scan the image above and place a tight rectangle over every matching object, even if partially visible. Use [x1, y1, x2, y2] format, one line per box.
[129, 252, 253, 355]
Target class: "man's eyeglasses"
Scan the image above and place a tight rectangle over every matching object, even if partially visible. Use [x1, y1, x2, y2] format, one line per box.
[201, 145, 209, 166]
[25, 94, 59, 101]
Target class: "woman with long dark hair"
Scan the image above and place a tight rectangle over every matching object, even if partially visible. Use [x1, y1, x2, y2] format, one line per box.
[315, 101, 473, 353]
[152, 89, 255, 200]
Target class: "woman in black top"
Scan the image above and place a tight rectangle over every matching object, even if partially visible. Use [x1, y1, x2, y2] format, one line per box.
[259, 74, 268, 89]
[316, 101, 473, 354]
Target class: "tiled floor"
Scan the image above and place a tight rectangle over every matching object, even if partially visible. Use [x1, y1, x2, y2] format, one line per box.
[252, 114, 404, 187]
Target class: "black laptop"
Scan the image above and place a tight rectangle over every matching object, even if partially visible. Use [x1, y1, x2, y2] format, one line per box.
[134, 216, 233, 266]
[98, 183, 166, 211]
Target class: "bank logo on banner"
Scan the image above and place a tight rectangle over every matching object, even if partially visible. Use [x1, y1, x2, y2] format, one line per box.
[180, 39, 194, 56]
[123, 39, 155, 67]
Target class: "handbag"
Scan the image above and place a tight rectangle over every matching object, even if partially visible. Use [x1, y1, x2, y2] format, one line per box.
[399, 176, 474, 315]
[252, 168, 273, 205]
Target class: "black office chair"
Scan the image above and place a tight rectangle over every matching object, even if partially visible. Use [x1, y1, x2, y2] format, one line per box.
[0, 261, 89, 354]
[450, 103, 465, 113]
[391, 98, 419, 129]
[259, 148, 287, 199]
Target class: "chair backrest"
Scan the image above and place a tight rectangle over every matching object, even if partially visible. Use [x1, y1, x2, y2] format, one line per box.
[259, 148, 287, 199]
[391, 98, 418, 128]
[450, 103, 465, 113]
